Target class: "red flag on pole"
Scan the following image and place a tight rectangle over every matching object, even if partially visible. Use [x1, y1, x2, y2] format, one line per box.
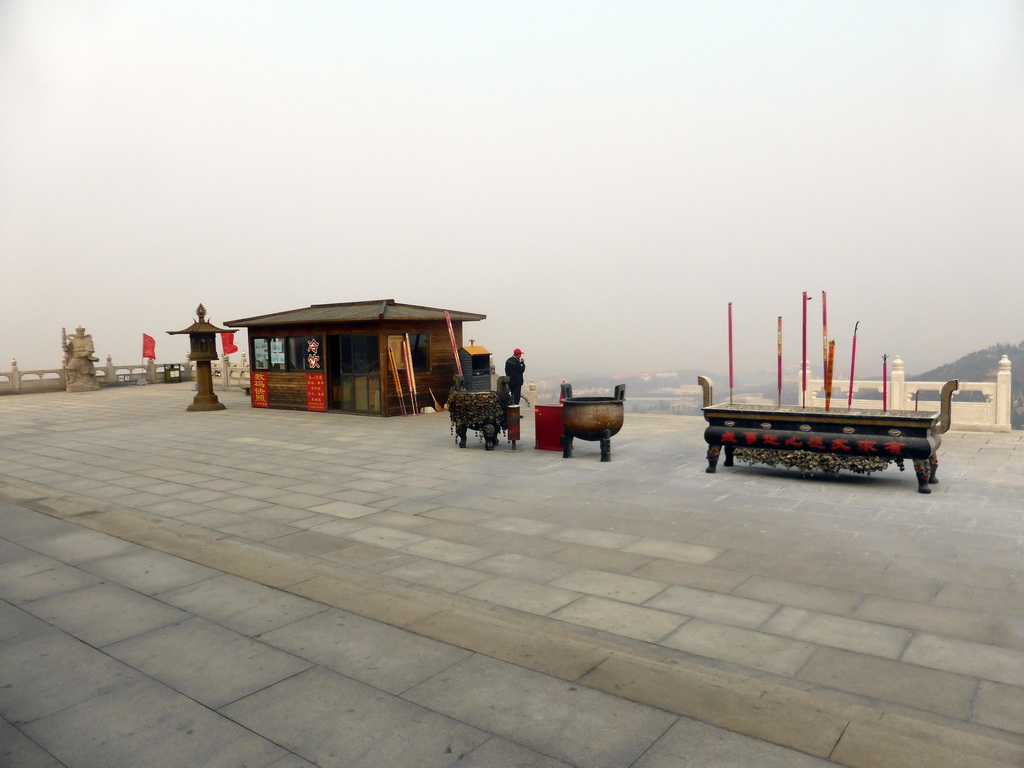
[142, 334, 156, 360]
[221, 332, 238, 355]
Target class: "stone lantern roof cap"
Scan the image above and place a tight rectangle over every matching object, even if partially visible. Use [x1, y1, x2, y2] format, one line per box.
[166, 303, 231, 335]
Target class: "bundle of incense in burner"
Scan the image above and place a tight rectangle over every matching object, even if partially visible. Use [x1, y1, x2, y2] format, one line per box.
[825, 339, 835, 410]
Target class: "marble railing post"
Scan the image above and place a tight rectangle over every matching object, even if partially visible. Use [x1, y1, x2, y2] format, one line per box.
[10, 358, 20, 392]
[146, 357, 156, 382]
[890, 356, 906, 410]
[105, 355, 115, 383]
[996, 355, 1012, 430]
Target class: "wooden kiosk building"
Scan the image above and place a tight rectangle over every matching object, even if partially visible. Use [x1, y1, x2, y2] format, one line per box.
[226, 300, 486, 416]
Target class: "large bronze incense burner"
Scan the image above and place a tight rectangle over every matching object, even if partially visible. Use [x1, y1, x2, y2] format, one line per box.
[560, 383, 626, 462]
[698, 377, 958, 493]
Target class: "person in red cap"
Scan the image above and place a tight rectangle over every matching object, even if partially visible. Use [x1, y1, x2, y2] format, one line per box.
[505, 348, 526, 405]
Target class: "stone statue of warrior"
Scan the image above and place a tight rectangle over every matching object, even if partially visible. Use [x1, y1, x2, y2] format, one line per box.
[62, 326, 100, 392]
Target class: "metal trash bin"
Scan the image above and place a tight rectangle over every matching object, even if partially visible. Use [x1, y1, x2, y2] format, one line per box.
[163, 364, 181, 383]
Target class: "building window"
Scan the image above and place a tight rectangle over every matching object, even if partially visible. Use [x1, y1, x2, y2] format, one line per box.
[253, 336, 323, 372]
[269, 338, 286, 370]
[388, 333, 429, 373]
[253, 338, 270, 370]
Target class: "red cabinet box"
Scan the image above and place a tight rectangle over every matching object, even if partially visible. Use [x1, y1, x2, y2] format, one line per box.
[534, 404, 564, 451]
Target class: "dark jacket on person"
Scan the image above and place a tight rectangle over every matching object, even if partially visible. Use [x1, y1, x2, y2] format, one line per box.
[505, 356, 526, 387]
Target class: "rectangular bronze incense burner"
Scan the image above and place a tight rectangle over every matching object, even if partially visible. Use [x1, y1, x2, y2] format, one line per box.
[698, 377, 958, 494]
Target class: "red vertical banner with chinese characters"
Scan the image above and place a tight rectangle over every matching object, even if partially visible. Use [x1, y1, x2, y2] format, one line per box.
[306, 373, 327, 412]
[305, 337, 322, 371]
[251, 372, 269, 408]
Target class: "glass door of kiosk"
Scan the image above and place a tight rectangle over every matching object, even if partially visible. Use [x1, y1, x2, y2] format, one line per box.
[327, 335, 381, 413]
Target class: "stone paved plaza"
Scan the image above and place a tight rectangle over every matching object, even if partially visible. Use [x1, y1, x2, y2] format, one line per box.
[1, 383, 1023, 767]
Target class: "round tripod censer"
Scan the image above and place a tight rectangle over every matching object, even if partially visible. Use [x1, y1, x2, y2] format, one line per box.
[559, 383, 625, 462]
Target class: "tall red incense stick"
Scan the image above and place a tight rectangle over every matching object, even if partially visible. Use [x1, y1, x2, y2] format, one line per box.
[821, 291, 828, 381]
[825, 340, 835, 411]
[882, 354, 888, 412]
[847, 321, 859, 410]
[801, 292, 808, 408]
[777, 316, 783, 406]
[728, 302, 734, 404]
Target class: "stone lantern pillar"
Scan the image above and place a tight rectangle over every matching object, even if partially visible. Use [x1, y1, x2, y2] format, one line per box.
[167, 304, 231, 412]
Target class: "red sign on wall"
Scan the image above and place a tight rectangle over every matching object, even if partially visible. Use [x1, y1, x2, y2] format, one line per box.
[306, 373, 327, 412]
[251, 372, 269, 408]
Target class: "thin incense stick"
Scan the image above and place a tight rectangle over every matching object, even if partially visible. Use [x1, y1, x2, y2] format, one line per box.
[801, 292, 808, 408]
[728, 302, 734, 404]
[848, 321, 859, 410]
[777, 316, 783, 407]
[821, 291, 828, 381]
[882, 354, 888, 412]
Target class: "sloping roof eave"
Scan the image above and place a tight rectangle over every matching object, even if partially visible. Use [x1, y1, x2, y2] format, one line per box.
[226, 300, 486, 328]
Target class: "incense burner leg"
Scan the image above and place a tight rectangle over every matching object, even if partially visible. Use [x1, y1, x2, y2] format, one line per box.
[928, 455, 939, 484]
[600, 429, 612, 462]
[724, 445, 735, 467]
[913, 459, 932, 494]
[483, 424, 496, 451]
[562, 434, 574, 458]
[705, 445, 721, 473]
[456, 427, 468, 448]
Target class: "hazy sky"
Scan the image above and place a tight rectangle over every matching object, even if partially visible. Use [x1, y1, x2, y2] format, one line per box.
[2, 1, 1022, 385]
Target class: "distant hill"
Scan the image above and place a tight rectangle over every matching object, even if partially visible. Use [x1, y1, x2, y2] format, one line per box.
[914, 341, 1023, 386]
[914, 341, 1023, 428]
[570, 370, 713, 397]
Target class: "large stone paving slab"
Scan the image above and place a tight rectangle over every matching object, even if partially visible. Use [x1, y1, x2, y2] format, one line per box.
[158, 573, 327, 635]
[21, 582, 187, 647]
[258, 608, 472, 694]
[220, 666, 489, 768]
[0, 501, 82, 542]
[0, 716, 64, 768]
[549, 595, 685, 642]
[105, 616, 315, 708]
[22, 677, 287, 768]
[403, 654, 677, 768]
[0, 555, 103, 604]
[19, 528, 140, 564]
[632, 717, 836, 768]
[79, 548, 221, 594]
[0, 616, 144, 723]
